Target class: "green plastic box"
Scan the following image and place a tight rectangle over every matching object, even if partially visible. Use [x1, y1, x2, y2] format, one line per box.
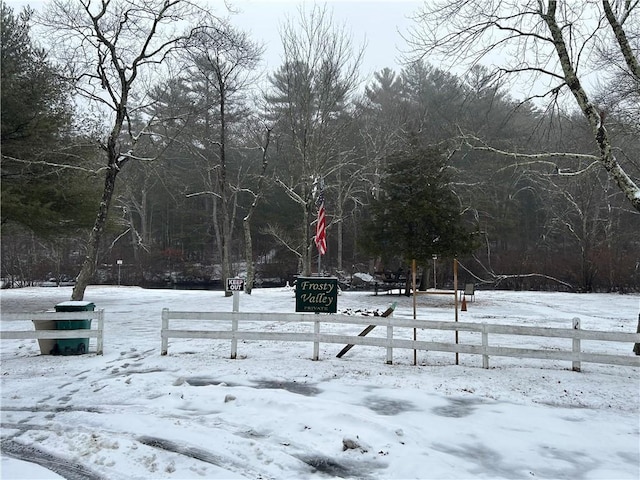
[53, 301, 94, 355]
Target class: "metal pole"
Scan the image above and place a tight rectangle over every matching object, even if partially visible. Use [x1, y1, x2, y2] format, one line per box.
[432, 255, 437, 289]
[412, 259, 417, 366]
[117, 259, 123, 286]
[454, 259, 459, 365]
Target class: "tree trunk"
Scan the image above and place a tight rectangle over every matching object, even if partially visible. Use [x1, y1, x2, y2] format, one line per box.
[71, 165, 119, 300]
[219, 91, 233, 297]
[219, 167, 232, 297]
[243, 128, 271, 294]
[419, 267, 428, 291]
[337, 218, 343, 273]
[302, 195, 312, 276]
[243, 217, 254, 294]
[336, 166, 343, 272]
[543, 1, 640, 213]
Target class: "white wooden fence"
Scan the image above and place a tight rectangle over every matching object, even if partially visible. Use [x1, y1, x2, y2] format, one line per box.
[161, 309, 640, 370]
[1, 310, 105, 355]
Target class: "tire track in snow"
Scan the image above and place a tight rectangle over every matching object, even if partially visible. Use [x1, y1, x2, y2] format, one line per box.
[1, 439, 105, 480]
[138, 435, 267, 478]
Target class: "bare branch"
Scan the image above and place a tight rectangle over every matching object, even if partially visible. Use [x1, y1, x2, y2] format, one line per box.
[407, 0, 640, 212]
[1, 155, 107, 175]
[263, 224, 301, 259]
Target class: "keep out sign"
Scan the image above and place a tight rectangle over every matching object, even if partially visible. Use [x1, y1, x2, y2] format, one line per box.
[226, 278, 245, 291]
[295, 277, 338, 313]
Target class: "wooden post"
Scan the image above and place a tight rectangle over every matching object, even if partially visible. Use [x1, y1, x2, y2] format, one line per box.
[386, 314, 393, 365]
[161, 308, 169, 355]
[481, 323, 489, 369]
[336, 303, 397, 358]
[96, 309, 104, 355]
[232, 290, 240, 312]
[633, 313, 640, 355]
[230, 315, 238, 359]
[231, 290, 239, 359]
[412, 259, 417, 366]
[454, 258, 459, 365]
[572, 317, 581, 372]
[313, 317, 320, 361]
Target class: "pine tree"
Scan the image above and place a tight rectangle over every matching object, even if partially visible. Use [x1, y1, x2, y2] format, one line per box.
[1, 4, 97, 235]
[361, 142, 476, 266]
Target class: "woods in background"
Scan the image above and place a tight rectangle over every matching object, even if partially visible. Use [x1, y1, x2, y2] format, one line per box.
[1, 1, 638, 293]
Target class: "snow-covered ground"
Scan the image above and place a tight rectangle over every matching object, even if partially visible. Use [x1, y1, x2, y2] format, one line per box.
[1, 286, 639, 479]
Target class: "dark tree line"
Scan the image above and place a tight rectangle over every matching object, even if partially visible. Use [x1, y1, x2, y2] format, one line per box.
[1, 1, 638, 293]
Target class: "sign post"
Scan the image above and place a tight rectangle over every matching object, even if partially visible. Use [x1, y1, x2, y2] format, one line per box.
[226, 277, 245, 359]
[295, 277, 338, 314]
[226, 278, 245, 313]
[117, 259, 123, 286]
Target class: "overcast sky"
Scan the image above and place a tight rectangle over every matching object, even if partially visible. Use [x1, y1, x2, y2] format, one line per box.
[229, 0, 424, 77]
[7, 0, 424, 81]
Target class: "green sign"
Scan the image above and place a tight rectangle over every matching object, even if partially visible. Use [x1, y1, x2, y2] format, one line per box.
[295, 277, 338, 313]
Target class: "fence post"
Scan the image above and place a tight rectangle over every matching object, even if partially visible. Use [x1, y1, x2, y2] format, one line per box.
[633, 313, 640, 355]
[572, 317, 581, 372]
[231, 314, 238, 359]
[386, 314, 393, 365]
[313, 317, 320, 361]
[482, 323, 489, 369]
[161, 308, 169, 355]
[96, 309, 104, 355]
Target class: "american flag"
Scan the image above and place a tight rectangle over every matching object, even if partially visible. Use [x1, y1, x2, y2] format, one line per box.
[315, 187, 326, 256]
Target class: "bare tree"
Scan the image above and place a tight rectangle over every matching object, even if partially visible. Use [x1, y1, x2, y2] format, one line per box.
[266, 4, 364, 276]
[407, 0, 640, 213]
[114, 73, 199, 280]
[242, 122, 271, 294]
[39, 0, 220, 300]
[183, 21, 263, 294]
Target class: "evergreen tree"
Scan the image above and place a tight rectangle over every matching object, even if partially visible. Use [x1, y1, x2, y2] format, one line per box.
[361, 142, 476, 268]
[1, 4, 97, 235]
[1, 5, 70, 153]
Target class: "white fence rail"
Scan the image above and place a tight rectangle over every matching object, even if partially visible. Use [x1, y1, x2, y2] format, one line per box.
[1, 310, 105, 355]
[161, 309, 640, 370]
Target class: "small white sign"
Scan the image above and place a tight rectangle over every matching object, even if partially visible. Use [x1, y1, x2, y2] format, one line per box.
[227, 278, 245, 291]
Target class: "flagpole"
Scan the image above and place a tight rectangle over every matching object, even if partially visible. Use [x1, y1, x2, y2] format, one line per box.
[314, 177, 326, 276]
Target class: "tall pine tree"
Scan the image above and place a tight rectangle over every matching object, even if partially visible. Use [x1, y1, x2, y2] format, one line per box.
[1, 4, 97, 235]
[362, 142, 476, 271]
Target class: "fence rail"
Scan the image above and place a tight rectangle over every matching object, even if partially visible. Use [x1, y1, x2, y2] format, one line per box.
[1, 310, 105, 355]
[161, 309, 640, 370]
